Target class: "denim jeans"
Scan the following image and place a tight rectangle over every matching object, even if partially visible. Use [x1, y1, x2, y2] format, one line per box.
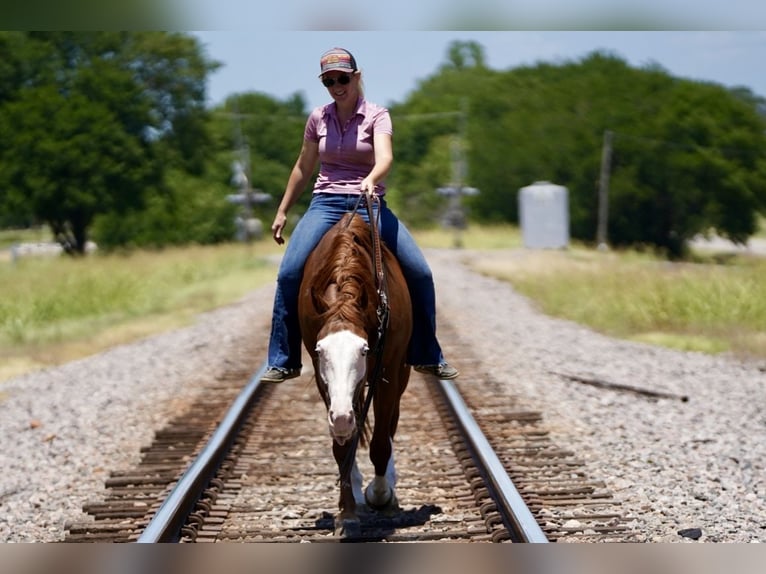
[267, 193, 445, 370]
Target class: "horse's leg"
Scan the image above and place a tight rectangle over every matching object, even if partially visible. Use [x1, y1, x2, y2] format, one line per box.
[365, 437, 398, 511]
[364, 380, 401, 512]
[332, 440, 361, 538]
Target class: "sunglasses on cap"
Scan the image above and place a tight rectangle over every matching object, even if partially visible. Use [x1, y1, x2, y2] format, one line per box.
[321, 74, 353, 87]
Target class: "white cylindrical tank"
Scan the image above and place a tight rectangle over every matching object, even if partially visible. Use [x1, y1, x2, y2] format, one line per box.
[518, 181, 569, 249]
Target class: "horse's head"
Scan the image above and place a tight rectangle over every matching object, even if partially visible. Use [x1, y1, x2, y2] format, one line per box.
[315, 330, 369, 445]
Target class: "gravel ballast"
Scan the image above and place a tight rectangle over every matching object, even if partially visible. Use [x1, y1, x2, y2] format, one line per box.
[1, 248, 764, 543]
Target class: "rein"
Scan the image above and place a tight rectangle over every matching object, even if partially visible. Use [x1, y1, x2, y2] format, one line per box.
[338, 192, 391, 486]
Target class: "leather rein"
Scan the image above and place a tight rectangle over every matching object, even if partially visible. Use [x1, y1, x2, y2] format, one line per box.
[338, 191, 391, 484]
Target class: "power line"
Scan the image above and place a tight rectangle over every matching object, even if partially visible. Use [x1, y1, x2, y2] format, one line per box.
[611, 130, 761, 157]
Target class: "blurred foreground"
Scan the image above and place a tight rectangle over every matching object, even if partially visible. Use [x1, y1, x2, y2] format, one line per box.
[1, 543, 765, 574]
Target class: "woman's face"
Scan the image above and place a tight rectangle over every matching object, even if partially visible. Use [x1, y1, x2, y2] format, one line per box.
[321, 71, 359, 104]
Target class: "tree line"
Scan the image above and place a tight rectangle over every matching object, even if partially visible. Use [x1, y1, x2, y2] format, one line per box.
[1, 33, 764, 259]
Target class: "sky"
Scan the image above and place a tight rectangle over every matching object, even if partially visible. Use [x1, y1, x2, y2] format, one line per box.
[180, 0, 766, 31]
[192, 31, 766, 113]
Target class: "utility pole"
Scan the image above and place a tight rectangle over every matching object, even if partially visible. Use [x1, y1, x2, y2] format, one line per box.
[227, 98, 270, 242]
[436, 99, 478, 248]
[597, 129, 613, 250]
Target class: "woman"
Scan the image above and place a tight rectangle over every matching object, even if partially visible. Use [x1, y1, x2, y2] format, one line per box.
[262, 47, 458, 383]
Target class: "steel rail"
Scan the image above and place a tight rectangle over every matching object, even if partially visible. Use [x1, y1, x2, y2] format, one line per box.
[435, 378, 549, 543]
[136, 362, 268, 543]
[137, 363, 546, 543]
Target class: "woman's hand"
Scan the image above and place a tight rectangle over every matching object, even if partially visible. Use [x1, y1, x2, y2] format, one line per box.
[360, 177, 376, 196]
[271, 212, 288, 245]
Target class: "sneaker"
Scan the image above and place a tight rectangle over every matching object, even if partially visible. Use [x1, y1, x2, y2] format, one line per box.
[413, 363, 459, 380]
[261, 366, 301, 383]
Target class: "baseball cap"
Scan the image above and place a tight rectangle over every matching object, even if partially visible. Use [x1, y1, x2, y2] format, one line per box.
[319, 47, 357, 77]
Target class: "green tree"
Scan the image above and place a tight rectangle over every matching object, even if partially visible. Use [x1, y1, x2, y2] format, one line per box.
[222, 92, 308, 195]
[391, 47, 766, 257]
[91, 169, 237, 249]
[0, 85, 158, 252]
[0, 32, 218, 253]
[444, 40, 487, 71]
[203, 91, 310, 218]
[387, 40, 490, 225]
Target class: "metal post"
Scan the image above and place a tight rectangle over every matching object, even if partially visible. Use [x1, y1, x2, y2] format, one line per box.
[434, 102, 478, 247]
[597, 129, 613, 250]
[451, 99, 469, 248]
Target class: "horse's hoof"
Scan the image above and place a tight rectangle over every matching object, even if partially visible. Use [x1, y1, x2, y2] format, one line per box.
[334, 517, 361, 539]
[378, 496, 400, 516]
[365, 484, 398, 512]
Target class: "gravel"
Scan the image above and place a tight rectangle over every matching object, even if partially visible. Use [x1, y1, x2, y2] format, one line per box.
[0, 288, 274, 543]
[1, 248, 764, 543]
[428, 248, 766, 543]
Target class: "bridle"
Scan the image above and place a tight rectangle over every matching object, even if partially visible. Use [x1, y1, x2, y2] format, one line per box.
[347, 190, 390, 364]
[337, 191, 391, 485]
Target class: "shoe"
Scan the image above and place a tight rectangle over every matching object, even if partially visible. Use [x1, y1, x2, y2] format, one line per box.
[413, 363, 459, 380]
[261, 366, 301, 383]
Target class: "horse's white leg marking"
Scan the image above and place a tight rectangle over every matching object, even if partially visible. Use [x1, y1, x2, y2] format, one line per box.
[365, 438, 398, 510]
[385, 442, 397, 488]
[351, 459, 365, 505]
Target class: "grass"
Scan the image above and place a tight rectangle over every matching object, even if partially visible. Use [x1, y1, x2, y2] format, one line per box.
[0, 241, 281, 381]
[755, 216, 766, 239]
[2, 221, 765, 384]
[413, 223, 523, 250]
[466, 243, 766, 359]
[0, 226, 52, 251]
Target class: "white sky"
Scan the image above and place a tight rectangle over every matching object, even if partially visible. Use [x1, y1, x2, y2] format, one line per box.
[192, 31, 766, 112]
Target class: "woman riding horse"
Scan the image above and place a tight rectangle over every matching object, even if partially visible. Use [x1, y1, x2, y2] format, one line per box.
[262, 46, 458, 384]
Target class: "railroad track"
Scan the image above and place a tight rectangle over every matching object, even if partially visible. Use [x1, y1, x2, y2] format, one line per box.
[64, 318, 639, 543]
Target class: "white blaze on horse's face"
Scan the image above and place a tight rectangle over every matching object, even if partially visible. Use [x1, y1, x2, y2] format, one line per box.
[315, 331, 369, 445]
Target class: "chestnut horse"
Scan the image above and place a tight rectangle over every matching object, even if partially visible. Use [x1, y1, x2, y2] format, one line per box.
[298, 210, 413, 538]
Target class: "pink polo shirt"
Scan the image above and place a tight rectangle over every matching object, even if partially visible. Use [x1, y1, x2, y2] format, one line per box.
[304, 98, 393, 196]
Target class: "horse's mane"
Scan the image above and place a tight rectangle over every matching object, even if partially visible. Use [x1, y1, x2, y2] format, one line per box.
[312, 216, 380, 336]
[302, 214, 408, 449]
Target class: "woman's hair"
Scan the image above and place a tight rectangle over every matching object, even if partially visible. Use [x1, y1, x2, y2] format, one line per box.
[356, 70, 365, 99]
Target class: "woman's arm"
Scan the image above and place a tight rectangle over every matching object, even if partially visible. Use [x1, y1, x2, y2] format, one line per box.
[360, 132, 393, 195]
[271, 139, 319, 245]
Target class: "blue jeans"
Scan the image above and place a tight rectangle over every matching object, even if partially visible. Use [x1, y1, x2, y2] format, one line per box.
[267, 193, 445, 369]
